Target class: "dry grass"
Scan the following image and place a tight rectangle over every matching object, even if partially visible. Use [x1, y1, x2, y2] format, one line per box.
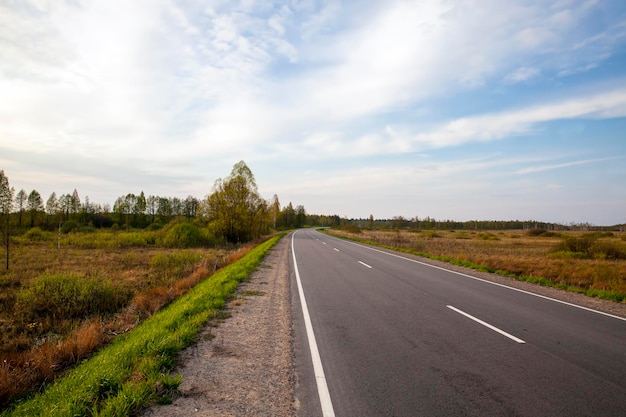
[0, 231, 246, 408]
[330, 228, 626, 299]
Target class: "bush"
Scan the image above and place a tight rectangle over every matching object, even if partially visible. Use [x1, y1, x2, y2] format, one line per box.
[590, 240, 626, 260]
[334, 224, 362, 234]
[16, 273, 132, 324]
[526, 229, 558, 237]
[23, 227, 52, 242]
[61, 220, 79, 234]
[160, 222, 209, 248]
[553, 234, 626, 260]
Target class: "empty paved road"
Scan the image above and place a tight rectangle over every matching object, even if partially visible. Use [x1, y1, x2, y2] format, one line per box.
[291, 229, 626, 417]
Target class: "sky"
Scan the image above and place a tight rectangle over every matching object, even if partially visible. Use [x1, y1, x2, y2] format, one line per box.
[1, 0, 625, 226]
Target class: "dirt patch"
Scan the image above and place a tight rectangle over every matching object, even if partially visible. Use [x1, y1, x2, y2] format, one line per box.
[140, 236, 294, 417]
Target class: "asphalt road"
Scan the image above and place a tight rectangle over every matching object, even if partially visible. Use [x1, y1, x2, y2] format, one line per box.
[290, 229, 626, 417]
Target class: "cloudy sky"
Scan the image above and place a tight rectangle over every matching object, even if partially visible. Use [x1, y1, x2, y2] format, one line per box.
[1, 0, 625, 225]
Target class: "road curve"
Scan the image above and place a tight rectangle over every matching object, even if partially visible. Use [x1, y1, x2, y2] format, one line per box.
[291, 229, 626, 417]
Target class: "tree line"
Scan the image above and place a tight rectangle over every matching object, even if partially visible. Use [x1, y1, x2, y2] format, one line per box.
[0, 162, 330, 269]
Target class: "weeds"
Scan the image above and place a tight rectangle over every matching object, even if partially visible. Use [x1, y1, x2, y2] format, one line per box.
[15, 273, 131, 325]
[0, 234, 283, 417]
[0, 227, 252, 408]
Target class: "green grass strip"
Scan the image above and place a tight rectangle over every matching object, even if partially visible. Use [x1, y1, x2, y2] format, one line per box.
[324, 231, 625, 303]
[2, 234, 285, 417]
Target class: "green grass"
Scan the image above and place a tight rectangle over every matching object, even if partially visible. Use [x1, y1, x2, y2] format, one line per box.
[1, 233, 284, 417]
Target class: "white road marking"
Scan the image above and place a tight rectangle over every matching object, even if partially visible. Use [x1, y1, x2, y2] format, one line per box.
[358, 261, 372, 269]
[334, 234, 626, 322]
[292, 231, 336, 417]
[333, 248, 340, 252]
[447, 305, 526, 344]
[322, 242, 327, 245]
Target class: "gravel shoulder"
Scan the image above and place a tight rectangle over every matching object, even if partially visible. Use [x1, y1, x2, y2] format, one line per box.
[141, 232, 625, 417]
[141, 235, 294, 417]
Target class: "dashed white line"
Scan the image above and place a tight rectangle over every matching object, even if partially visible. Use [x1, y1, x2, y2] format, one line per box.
[333, 248, 340, 252]
[358, 261, 372, 269]
[447, 305, 526, 344]
[291, 231, 336, 417]
[333, 235, 626, 322]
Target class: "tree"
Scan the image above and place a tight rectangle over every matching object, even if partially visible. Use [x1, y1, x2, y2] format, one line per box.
[271, 194, 280, 229]
[205, 161, 266, 243]
[113, 195, 129, 226]
[70, 189, 80, 220]
[146, 195, 158, 223]
[135, 191, 147, 225]
[0, 170, 15, 270]
[157, 197, 172, 218]
[15, 188, 27, 227]
[59, 194, 71, 220]
[295, 205, 306, 228]
[27, 190, 43, 227]
[46, 192, 58, 226]
[183, 195, 199, 218]
[281, 202, 296, 229]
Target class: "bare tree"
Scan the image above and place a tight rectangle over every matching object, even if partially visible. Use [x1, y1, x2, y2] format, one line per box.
[15, 188, 27, 227]
[27, 190, 43, 227]
[0, 170, 15, 270]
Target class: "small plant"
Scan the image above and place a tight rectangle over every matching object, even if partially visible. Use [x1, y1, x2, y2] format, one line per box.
[15, 273, 131, 325]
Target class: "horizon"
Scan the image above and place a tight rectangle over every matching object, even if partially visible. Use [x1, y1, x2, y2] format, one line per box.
[1, 1, 625, 226]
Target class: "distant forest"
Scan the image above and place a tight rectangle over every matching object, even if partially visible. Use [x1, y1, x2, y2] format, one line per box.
[1, 162, 623, 247]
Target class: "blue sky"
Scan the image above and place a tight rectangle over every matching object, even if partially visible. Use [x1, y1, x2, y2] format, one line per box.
[1, 0, 625, 225]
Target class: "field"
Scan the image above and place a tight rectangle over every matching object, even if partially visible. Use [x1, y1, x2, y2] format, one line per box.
[328, 227, 626, 302]
[0, 223, 256, 408]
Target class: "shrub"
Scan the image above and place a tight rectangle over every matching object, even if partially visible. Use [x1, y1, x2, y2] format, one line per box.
[556, 235, 596, 256]
[526, 228, 547, 236]
[334, 224, 362, 234]
[526, 229, 558, 237]
[553, 234, 626, 260]
[61, 220, 79, 234]
[23, 227, 51, 242]
[590, 240, 626, 260]
[15, 273, 132, 324]
[160, 222, 206, 248]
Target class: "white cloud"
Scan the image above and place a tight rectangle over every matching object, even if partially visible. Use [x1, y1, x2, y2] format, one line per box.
[408, 88, 626, 149]
[1, 0, 625, 224]
[504, 66, 541, 83]
[516, 157, 621, 174]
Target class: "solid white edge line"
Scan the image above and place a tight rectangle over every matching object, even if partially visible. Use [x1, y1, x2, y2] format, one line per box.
[292, 231, 336, 417]
[358, 261, 372, 269]
[331, 234, 626, 322]
[447, 305, 526, 344]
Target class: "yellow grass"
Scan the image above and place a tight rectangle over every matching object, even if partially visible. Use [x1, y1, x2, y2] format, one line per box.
[330, 228, 626, 298]
[0, 232, 245, 407]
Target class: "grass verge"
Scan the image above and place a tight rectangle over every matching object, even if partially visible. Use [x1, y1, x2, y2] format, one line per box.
[324, 230, 625, 303]
[1, 233, 284, 417]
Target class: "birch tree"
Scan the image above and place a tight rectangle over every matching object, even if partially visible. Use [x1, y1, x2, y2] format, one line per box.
[15, 189, 27, 227]
[0, 170, 15, 270]
[27, 190, 43, 227]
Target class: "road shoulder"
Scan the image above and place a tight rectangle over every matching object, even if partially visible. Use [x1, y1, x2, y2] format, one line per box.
[141, 235, 294, 417]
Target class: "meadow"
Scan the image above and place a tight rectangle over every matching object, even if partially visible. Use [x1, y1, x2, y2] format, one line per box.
[328, 227, 626, 302]
[0, 222, 259, 409]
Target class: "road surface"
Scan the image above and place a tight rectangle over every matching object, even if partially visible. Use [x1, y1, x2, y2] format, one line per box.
[291, 229, 626, 417]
